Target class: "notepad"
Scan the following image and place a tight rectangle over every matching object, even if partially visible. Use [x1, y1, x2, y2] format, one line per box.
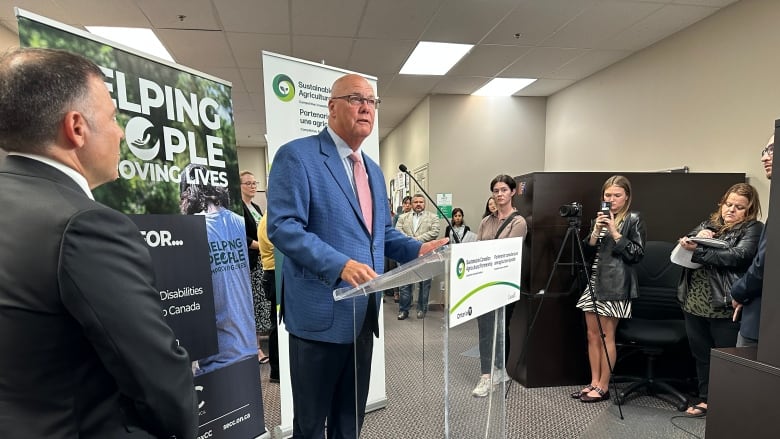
[689, 237, 729, 248]
[670, 244, 701, 269]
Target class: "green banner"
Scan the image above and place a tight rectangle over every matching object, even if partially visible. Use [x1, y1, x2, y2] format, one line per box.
[18, 15, 240, 215]
[17, 11, 265, 439]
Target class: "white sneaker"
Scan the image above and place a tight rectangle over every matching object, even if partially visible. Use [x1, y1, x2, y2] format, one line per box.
[472, 375, 492, 397]
[492, 367, 511, 384]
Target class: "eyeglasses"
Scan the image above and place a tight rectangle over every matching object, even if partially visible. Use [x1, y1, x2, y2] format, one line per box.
[242, 181, 258, 186]
[761, 144, 774, 157]
[331, 94, 381, 108]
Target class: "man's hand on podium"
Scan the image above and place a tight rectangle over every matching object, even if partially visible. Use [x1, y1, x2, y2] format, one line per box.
[341, 260, 378, 288]
[419, 238, 449, 256]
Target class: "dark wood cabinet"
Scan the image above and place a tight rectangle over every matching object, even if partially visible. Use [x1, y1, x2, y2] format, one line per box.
[506, 171, 744, 387]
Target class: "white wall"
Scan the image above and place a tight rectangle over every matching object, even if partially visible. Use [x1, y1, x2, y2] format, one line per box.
[429, 95, 547, 229]
[380, 97, 431, 189]
[546, 0, 780, 213]
[380, 95, 547, 230]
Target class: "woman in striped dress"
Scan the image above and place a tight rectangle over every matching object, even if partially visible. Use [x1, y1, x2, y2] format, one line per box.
[572, 175, 646, 403]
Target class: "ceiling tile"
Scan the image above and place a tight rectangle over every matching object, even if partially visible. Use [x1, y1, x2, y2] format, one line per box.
[249, 92, 265, 113]
[227, 32, 291, 68]
[515, 78, 576, 96]
[207, 67, 245, 91]
[599, 3, 719, 51]
[359, 0, 440, 40]
[292, 35, 353, 68]
[234, 109, 264, 126]
[231, 91, 254, 111]
[482, 0, 596, 46]
[549, 49, 630, 80]
[431, 76, 491, 95]
[156, 28, 235, 69]
[376, 96, 421, 128]
[0, 18, 17, 33]
[448, 44, 532, 77]
[421, 0, 517, 43]
[0, 18, 18, 47]
[240, 68, 264, 93]
[291, 0, 365, 37]
[235, 122, 267, 146]
[2, 0, 69, 23]
[55, 0, 150, 27]
[502, 47, 586, 78]
[378, 127, 394, 139]
[348, 38, 417, 77]
[672, 0, 737, 6]
[382, 74, 441, 98]
[214, 0, 289, 34]
[135, 0, 220, 31]
[0, 0, 743, 147]
[543, 0, 664, 48]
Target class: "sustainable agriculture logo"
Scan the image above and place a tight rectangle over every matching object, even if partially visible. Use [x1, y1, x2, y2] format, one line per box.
[456, 258, 466, 279]
[273, 74, 296, 102]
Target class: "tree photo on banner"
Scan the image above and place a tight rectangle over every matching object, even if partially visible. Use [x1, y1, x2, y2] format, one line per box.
[17, 10, 265, 439]
[19, 18, 240, 214]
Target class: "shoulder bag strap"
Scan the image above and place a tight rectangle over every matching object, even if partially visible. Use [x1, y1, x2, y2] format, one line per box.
[494, 211, 520, 239]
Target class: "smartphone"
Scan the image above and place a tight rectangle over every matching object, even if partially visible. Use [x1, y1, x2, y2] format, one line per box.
[600, 201, 611, 217]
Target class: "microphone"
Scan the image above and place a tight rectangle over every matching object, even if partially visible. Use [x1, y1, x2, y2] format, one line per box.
[398, 164, 460, 244]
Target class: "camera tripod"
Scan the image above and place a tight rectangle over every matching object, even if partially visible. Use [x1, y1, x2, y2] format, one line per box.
[540, 216, 624, 418]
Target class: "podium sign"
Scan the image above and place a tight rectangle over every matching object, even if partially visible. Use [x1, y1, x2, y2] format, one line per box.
[448, 238, 523, 328]
[333, 240, 522, 438]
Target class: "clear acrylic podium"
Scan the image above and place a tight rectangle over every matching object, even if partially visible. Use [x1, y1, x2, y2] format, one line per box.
[335, 243, 515, 439]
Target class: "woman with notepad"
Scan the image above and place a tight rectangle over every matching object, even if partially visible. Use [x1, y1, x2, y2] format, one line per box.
[677, 182, 763, 417]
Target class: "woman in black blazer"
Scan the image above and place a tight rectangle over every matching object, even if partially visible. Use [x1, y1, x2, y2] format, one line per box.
[572, 175, 646, 403]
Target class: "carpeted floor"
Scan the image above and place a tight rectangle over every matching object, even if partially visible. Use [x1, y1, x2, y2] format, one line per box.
[258, 299, 707, 438]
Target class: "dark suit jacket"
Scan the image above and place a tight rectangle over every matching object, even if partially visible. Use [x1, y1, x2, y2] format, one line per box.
[0, 156, 198, 438]
[267, 129, 421, 344]
[731, 219, 768, 340]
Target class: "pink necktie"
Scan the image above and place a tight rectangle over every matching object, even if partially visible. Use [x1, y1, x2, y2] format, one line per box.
[349, 152, 372, 234]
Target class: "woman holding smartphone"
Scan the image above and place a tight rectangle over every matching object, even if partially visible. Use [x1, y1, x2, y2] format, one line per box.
[572, 175, 646, 403]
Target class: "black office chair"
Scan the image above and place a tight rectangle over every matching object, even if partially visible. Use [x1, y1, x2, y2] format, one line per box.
[614, 240, 689, 411]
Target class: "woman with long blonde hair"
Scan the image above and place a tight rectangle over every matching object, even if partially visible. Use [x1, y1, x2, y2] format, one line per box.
[572, 175, 646, 403]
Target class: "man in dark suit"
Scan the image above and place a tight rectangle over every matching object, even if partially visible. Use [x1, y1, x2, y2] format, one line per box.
[0, 48, 198, 438]
[267, 74, 447, 438]
[732, 134, 774, 347]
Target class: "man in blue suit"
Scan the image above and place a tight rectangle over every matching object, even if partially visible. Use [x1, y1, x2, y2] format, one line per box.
[732, 134, 773, 347]
[267, 74, 447, 438]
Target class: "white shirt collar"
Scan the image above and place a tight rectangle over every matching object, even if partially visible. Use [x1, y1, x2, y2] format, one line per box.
[328, 126, 363, 162]
[9, 152, 94, 200]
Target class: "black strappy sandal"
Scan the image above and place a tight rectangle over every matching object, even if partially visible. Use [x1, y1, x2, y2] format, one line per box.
[570, 384, 595, 399]
[580, 386, 610, 403]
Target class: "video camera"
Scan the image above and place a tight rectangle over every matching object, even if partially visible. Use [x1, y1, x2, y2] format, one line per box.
[559, 202, 583, 218]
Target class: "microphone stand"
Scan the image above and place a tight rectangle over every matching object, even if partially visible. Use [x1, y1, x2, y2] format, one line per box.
[399, 164, 459, 244]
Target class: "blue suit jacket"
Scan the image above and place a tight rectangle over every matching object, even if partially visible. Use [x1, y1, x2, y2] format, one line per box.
[267, 129, 421, 343]
[731, 218, 768, 340]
